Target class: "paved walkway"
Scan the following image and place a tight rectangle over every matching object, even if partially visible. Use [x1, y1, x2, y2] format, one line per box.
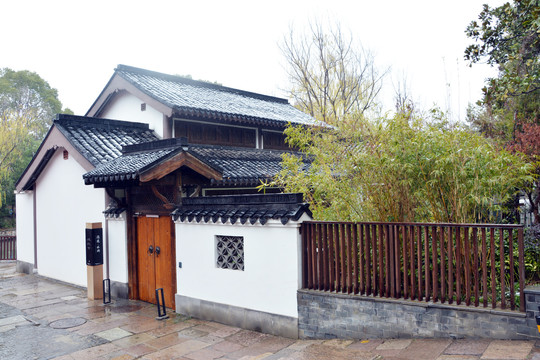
[0, 261, 539, 360]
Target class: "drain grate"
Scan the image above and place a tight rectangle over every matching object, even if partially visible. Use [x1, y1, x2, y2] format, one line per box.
[49, 317, 86, 329]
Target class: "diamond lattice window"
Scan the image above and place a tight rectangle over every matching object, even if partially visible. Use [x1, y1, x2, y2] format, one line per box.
[216, 235, 244, 271]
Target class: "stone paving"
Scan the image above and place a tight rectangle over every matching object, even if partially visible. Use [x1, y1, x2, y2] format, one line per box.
[1, 261, 539, 360]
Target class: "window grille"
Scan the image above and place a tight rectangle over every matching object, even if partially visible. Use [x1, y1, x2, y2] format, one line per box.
[216, 235, 244, 270]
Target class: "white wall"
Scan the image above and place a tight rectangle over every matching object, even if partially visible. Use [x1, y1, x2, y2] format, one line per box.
[175, 218, 304, 318]
[35, 150, 106, 287]
[106, 216, 128, 284]
[100, 92, 164, 137]
[15, 191, 35, 265]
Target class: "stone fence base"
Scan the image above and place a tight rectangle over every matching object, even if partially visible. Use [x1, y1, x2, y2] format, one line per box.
[298, 289, 540, 340]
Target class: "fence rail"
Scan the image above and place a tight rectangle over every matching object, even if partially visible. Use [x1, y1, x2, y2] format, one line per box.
[301, 221, 525, 312]
[0, 235, 16, 260]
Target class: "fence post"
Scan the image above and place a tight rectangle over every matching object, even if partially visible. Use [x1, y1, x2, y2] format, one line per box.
[518, 227, 525, 312]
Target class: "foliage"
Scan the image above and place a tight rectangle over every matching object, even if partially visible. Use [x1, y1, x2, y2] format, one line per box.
[280, 21, 385, 125]
[0, 68, 63, 138]
[0, 68, 69, 223]
[465, 0, 540, 103]
[0, 110, 36, 194]
[267, 111, 534, 224]
[465, 1, 540, 226]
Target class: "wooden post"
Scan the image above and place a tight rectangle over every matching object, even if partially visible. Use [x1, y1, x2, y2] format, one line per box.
[87, 264, 104, 300]
[86, 222, 103, 300]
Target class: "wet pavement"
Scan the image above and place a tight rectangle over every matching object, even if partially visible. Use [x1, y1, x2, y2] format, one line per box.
[0, 261, 539, 360]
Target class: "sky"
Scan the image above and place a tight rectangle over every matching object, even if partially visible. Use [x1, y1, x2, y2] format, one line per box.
[1, 0, 504, 122]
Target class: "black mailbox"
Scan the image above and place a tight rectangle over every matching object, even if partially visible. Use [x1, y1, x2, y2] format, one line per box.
[86, 226, 103, 266]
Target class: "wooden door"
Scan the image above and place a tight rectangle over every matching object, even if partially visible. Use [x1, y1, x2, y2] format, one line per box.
[136, 216, 176, 308]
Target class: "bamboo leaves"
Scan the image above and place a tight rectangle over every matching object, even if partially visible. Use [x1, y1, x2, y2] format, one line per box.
[273, 112, 534, 224]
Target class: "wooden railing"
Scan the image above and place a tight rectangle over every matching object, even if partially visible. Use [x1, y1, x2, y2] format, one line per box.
[0, 235, 16, 260]
[301, 221, 526, 312]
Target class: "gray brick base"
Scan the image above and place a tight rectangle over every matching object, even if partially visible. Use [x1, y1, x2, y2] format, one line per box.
[176, 294, 298, 339]
[298, 289, 540, 340]
[524, 286, 540, 337]
[110, 281, 128, 299]
[16, 260, 34, 274]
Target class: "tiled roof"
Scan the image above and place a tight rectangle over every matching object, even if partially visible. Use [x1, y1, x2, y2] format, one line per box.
[55, 114, 159, 167]
[83, 139, 311, 187]
[171, 193, 312, 225]
[103, 207, 126, 218]
[83, 147, 179, 184]
[115, 65, 316, 128]
[188, 145, 307, 186]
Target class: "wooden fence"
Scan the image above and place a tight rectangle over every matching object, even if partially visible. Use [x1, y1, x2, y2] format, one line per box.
[0, 235, 16, 260]
[301, 221, 526, 312]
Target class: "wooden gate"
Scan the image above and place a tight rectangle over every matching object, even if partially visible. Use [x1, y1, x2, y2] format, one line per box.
[136, 216, 176, 308]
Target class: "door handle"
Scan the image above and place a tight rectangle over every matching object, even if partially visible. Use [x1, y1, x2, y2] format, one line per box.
[148, 245, 154, 255]
[155, 246, 161, 257]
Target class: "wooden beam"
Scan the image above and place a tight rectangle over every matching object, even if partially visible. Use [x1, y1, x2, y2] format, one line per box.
[140, 152, 222, 183]
[150, 184, 174, 210]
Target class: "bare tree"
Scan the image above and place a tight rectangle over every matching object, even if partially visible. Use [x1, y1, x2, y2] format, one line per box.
[392, 74, 416, 118]
[281, 21, 386, 125]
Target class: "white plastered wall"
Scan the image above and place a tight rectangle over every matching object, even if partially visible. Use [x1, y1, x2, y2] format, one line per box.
[100, 92, 164, 137]
[175, 217, 307, 318]
[35, 150, 106, 286]
[106, 216, 128, 284]
[15, 191, 35, 265]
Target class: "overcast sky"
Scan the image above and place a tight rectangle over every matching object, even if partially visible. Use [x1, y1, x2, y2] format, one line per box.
[2, 0, 504, 122]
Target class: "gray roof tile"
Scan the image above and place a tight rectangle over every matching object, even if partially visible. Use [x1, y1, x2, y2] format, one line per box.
[55, 114, 160, 167]
[171, 193, 312, 225]
[83, 139, 311, 187]
[115, 65, 316, 127]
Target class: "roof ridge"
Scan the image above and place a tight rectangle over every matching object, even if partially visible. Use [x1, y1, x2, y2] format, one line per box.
[122, 137, 188, 154]
[188, 143, 297, 154]
[54, 114, 151, 130]
[181, 193, 305, 206]
[115, 64, 290, 105]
